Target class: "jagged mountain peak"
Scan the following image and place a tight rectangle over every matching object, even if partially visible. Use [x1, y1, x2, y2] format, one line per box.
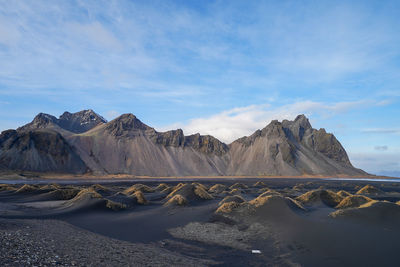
[105, 113, 154, 136]
[18, 110, 107, 134]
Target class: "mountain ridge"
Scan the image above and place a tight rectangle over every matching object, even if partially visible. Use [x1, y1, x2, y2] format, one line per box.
[0, 110, 367, 177]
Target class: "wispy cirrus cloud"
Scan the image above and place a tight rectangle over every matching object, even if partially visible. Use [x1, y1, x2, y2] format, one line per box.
[362, 128, 400, 134]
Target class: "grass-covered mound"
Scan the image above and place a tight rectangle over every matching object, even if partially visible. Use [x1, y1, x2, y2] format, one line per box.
[258, 189, 281, 198]
[90, 184, 111, 194]
[127, 190, 148, 205]
[123, 184, 155, 194]
[164, 194, 187, 206]
[0, 184, 17, 192]
[208, 184, 226, 194]
[336, 195, 373, 209]
[166, 183, 213, 203]
[216, 201, 241, 213]
[154, 183, 169, 191]
[337, 190, 352, 198]
[39, 184, 60, 191]
[216, 194, 305, 222]
[62, 188, 127, 211]
[218, 195, 245, 206]
[330, 200, 400, 224]
[296, 189, 343, 207]
[253, 181, 268, 188]
[43, 188, 81, 200]
[15, 184, 40, 193]
[229, 183, 248, 190]
[356, 185, 384, 196]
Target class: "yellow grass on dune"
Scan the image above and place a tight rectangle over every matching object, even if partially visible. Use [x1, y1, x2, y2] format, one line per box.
[336, 190, 352, 198]
[356, 185, 384, 196]
[0, 184, 17, 192]
[164, 194, 187, 206]
[128, 190, 148, 205]
[90, 184, 110, 193]
[253, 181, 268, 188]
[123, 184, 155, 194]
[167, 183, 213, 201]
[154, 183, 169, 191]
[296, 189, 343, 207]
[216, 201, 241, 213]
[229, 183, 248, 190]
[335, 195, 373, 209]
[218, 195, 246, 206]
[208, 184, 226, 194]
[15, 184, 39, 193]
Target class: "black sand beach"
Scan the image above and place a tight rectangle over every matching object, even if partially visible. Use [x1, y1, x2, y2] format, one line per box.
[1, 178, 400, 266]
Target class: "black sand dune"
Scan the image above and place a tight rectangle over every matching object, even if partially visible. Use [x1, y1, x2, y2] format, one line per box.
[1, 178, 400, 266]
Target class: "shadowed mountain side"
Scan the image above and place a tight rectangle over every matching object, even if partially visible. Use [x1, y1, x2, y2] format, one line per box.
[0, 129, 87, 174]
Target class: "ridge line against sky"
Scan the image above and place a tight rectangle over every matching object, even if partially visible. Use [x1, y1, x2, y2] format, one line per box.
[0, 0, 399, 176]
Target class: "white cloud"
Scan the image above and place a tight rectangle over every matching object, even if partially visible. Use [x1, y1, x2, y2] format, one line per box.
[157, 100, 371, 143]
[105, 110, 120, 121]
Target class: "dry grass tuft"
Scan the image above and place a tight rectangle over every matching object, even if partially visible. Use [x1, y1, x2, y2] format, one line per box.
[123, 184, 154, 194]
[15, 184, 39, 193]
[129, 190, 148, 205]
[336, 195, 373, 209]
[208, 184, 226, 194]
[219, 195, 245, 206]
[229, 188, 244, 195]
[258, 189, 281, 198]
[90, 184, 110, 192]
[296, 189, 343, 207]
[356, 185, 384, 195]
[167, 183, 213, 201]
[229, 183, 248, 190]
[0, 184, 17, 192]
[106, 200, 127, 211]
[337, 190, 352, 198]
[253, 181, 268, 188]
[155, 183, 169, 191]
[164, 194, 187, 206]
[49, 188, 81, 200]
[194, 186, 214, 200]
[215, 201, 241, 213]
[39, 183, 60, 191]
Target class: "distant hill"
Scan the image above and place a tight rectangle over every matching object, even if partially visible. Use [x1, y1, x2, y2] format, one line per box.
[0, 110, 367, 176]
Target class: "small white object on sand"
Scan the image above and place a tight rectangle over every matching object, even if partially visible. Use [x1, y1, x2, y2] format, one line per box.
[251, 250, 261, 254]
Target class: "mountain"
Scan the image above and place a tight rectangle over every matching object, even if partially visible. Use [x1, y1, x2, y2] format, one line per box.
[0, 110, 367, 176]
[18, 109, 106, 134]
[0, 129, 87, 174]
[227, 115, 362, 176]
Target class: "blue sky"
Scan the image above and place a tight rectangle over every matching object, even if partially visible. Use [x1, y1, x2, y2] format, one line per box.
[0, 0, 399, 176]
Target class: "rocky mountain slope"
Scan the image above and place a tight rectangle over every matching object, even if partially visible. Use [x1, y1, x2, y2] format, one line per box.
[0, 110, 367, 176]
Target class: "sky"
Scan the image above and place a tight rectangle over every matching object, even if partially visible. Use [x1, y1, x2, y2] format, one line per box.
[0, 0, 399, 176]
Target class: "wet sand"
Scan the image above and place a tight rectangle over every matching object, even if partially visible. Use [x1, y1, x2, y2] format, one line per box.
[1, 178, 400, 266]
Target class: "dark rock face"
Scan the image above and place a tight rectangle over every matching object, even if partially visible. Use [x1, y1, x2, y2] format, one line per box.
[58, 110, 106, 133]
[152, 130, 228, 156]
[0, 130, 87, 173]
[105, 114, 153, 137]
[18, 110, 106, 134]
[18, 113, 58, 132]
